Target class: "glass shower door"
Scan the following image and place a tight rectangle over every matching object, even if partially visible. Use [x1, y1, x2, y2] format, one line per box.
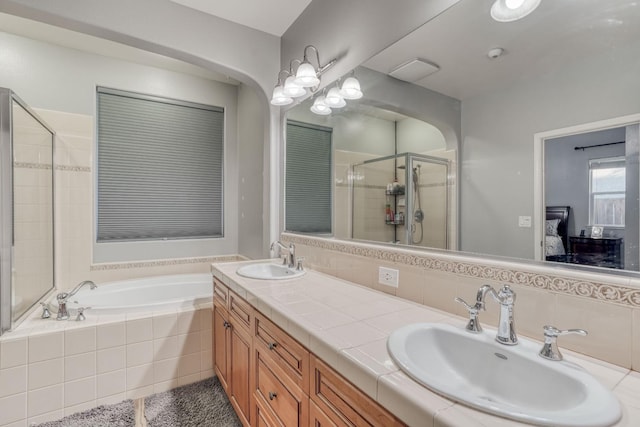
[406, 155, 449, 249]
[0, 88, 55, 334]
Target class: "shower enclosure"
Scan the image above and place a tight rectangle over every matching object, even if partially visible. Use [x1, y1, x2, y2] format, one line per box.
[351, 152, 450, 248]
[0, 88, 55, 335]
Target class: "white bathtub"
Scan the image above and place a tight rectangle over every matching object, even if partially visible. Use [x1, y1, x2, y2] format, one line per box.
[54, 273, 212, 314]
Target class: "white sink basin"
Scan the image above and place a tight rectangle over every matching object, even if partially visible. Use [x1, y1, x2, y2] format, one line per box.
[387, 323, 621, 427]
[236, 263, 305, 280]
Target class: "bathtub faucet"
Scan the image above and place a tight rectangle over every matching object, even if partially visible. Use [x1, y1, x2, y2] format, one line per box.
[56, 280, 97, 321]
[270, 241, 295, 269]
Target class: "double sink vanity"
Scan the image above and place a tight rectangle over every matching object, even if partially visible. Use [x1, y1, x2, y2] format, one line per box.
[212, 257, 638, 427]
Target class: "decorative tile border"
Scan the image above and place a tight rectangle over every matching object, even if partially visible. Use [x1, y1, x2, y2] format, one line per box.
[90, 254, 247, 271]
[55, 165, 91, 172]
[14, 161, 52, 170]
[281, 233, 640, 308]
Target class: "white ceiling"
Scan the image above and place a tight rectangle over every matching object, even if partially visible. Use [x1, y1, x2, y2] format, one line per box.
[364, 0, 640, 100]
[169, 0, 312, 36]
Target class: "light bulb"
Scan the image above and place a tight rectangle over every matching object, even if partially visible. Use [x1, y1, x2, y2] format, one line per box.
[325, 87, 346, 108]
[490, 0, 541, 22]
[270, 85, 293, 106]
[340, 76, 363, 100]
[505, 0, 525, 9]
[310, 96, 331, 115]
[294, 61, 320, 87]
[282, 76, 306, 97]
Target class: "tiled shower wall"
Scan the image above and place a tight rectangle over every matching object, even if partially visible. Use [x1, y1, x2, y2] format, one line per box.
[12, 105, 54, 319]
[282, 232, 640, 372]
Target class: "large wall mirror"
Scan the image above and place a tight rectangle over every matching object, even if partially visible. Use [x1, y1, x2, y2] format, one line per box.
[283, 0, 640, 276]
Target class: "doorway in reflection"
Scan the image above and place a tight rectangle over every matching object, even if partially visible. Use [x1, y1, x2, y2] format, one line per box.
[543, 121, 640, 271]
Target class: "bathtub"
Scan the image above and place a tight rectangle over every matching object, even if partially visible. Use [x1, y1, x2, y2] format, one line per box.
[53, 273, 212, 314]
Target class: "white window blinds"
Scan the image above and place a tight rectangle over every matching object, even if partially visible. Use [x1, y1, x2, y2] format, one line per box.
[97, 87, 224, 242]
[285, 120, 332, 233]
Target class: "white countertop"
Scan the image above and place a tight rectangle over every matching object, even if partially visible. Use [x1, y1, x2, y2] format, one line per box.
[212, 260, 640, 427]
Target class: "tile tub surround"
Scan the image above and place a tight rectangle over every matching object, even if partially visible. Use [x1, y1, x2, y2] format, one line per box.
[212, 260, 640, 427]
[0, 304, 213, 427]
[281, 233, 640, 370]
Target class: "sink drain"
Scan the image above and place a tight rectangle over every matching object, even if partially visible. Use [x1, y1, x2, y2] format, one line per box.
[494, 352, 508, 360]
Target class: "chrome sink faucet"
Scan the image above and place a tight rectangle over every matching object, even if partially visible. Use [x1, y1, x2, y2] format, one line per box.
[56, 280, 97, 320]
[270, 241, 295, 268]
[456, 284, 518, 345]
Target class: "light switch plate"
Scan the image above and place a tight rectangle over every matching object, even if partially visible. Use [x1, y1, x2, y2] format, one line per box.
[518, 216, 532, 228]
[379, 267, 399, 287]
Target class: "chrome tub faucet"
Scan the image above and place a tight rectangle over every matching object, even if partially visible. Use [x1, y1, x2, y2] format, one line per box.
[56, 280, 97, 320]
[270, 241, 296, 268]
[456, 284, 518, 345]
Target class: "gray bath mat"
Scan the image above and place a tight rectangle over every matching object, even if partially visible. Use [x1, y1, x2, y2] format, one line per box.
[144, 377, 241, 427]
[33, 400, 135, 427]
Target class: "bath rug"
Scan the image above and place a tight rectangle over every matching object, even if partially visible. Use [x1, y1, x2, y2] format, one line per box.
[144, 376, 241, 427]
[33, 399, 135, 427]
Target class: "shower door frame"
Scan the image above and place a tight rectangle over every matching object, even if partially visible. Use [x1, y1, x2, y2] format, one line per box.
[404, 153, 451, 249]
[351, 152, 451, 248]
[0, 88, 56, 335]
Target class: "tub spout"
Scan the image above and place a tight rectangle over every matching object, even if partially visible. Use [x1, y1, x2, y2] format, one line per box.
[56, 280, 97, 321]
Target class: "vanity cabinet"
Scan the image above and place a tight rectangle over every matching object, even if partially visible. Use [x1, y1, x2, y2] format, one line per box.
[213, 277, 405, 427]
[213, 279, 253, 427]
[310, 356, 403, 427]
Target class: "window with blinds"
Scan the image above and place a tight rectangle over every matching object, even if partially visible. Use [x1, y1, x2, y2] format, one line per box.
[285, 120, 332, 233]
[96, 87, 224, 242]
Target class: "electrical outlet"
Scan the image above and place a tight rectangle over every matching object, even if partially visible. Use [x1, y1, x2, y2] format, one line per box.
[378, 267, 399, 287]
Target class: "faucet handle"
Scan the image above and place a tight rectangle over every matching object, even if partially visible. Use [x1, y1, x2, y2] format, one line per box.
[75, 307, 90, 322]
[40, 302, 51, 319]
[539, 325, 588, 361]
[295, 257, 305, 271]
[455, 297, 483, 333]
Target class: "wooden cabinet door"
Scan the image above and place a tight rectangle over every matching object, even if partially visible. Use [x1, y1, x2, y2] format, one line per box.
[213, 305, 229, 391]
[230, 319, 253, 427]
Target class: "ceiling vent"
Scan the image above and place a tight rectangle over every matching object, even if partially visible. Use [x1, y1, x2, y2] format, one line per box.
[388, 58, 440, 83]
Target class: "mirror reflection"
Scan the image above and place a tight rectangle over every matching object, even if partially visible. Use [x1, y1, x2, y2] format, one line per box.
[284, 0, 640, 274]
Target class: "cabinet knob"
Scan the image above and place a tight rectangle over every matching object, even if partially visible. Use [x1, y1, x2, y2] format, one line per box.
[268, 342, 278, 350]
[268, 391, 277, 400]
[223, 321, 231, 329]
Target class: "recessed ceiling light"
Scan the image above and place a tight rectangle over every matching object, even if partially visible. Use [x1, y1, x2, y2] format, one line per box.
[491, 0, 541, 22]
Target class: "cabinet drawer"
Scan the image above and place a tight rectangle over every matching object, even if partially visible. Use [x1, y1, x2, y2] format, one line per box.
[255, 350, 308, 427]
[229, 290, 252, 332]
[310, 400, 341, 427]
[213, 279, 229, 307]
[310, 355, 404, 427]
[255, 391, 283, 427]
[255, 311, 309, 392]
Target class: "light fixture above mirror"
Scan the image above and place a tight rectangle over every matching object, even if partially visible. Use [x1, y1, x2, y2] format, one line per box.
[271, 45, 364, 113]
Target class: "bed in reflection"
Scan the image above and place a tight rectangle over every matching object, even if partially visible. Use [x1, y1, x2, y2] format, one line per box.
[545, 206, 624, 269]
